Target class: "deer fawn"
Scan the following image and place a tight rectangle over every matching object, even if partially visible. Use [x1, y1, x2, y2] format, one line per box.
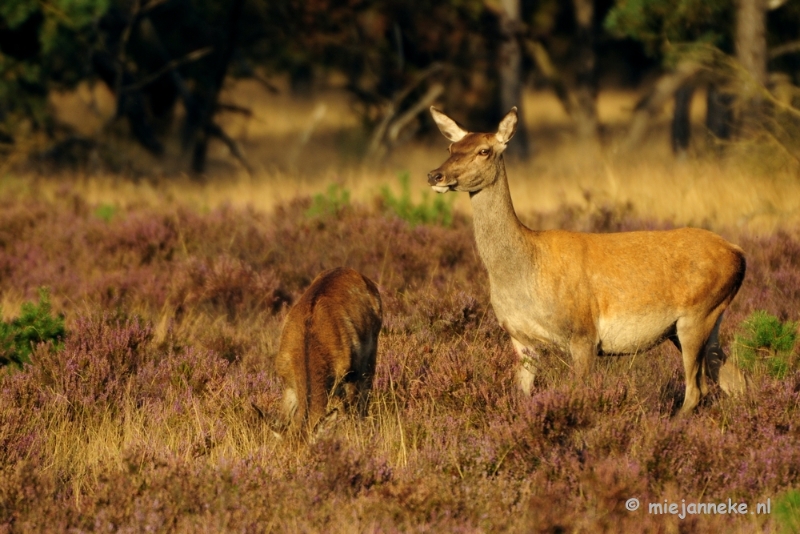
[427, 106, 747, 415]
[275, 267, 382, 437]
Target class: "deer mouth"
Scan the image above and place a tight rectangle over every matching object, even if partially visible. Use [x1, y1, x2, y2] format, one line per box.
[431, 184, 453, 193]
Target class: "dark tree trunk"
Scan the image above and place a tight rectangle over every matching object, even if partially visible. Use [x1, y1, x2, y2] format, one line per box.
[671, 85, 694, 157]
[706, 84, 735, 142]
[497, 0, 529, 159]
[571, 0, 599, 140]
[190, 0, 245, 175]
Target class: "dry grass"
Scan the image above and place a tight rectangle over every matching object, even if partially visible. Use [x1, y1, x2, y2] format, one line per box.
[22, 79, 800, 236]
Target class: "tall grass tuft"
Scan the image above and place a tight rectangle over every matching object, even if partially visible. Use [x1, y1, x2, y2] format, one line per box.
[305, 183, 351, 218]
[380, 171, 456, 227]
[735, 310, 798, 379]
[774, 489, 800, 534]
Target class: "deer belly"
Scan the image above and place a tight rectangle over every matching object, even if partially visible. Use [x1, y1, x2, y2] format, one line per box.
[596, 314, 676, 354]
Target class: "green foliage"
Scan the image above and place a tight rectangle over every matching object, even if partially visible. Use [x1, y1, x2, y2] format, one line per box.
[380, 171, 455, 227]
[0, 288, 66, 368]
[604, 0, 734, 61]
[0, 0, 110, 131]
[305, 183, 351, 218]
[735, 310, 798, 379]
[93, 203, 117, 222]
[775, 489, 800, 534]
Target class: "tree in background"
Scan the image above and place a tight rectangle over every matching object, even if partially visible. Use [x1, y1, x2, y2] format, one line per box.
[605, 0, 736, 154]
[605, 0, 800, 156]
[0, 0, 110, 146]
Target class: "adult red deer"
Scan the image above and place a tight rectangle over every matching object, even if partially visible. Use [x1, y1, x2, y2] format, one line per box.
[275, 267, 382, 437]
[427, 106, 747, 414]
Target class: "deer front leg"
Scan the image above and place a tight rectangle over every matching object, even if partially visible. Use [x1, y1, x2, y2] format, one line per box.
[512, 337, 536, 396]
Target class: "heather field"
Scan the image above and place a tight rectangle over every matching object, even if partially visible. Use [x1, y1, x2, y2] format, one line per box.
[2, 88, 800, 532]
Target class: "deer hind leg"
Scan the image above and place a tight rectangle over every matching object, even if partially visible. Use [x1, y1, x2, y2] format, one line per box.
[569, 335, 597, 378]
[703, 313, 748, 396]
[675, 313, 725, 415]
[281, 387, 299, 428]
[353, 335, 378, 417]
[512, 338, 536, 396]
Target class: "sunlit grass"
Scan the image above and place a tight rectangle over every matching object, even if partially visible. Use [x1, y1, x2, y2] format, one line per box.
[9, 80, 799, 237]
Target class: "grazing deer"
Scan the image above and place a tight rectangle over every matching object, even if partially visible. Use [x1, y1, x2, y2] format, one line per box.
[275, 267, 382, 437]
[427, 106, 748, 414]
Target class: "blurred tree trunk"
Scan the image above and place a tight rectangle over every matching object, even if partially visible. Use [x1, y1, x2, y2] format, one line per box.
[498, 0, 529, 159]
[190, 0, 245, 175]
[706, 84, 735, 144]
[671, 85, 694, 158]
[735, 0, 768, 133]
[571, 0, 599, 141]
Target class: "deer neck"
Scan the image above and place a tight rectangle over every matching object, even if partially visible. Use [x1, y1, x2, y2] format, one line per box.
[469, 158, 534, 280]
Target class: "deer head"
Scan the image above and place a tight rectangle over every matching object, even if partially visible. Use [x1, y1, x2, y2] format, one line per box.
[427, 106, 518, 193]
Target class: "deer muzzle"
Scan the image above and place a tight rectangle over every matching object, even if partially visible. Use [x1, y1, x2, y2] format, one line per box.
[427, 171, 444, 186]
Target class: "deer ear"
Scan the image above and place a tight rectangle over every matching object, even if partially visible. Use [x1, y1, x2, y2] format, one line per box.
[430, 107, 468, 142]
[496, 107, 518, 145]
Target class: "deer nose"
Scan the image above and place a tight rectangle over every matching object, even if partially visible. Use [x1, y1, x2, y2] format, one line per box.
[427, 172, 443, 185]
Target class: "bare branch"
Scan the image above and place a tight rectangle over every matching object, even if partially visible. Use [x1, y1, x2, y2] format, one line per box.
[207, 122, 253, 175]
[769, 40, 800, 60]
[387, 83, 444, 143]
[524, 39, 578, 117]
[366, 64, 445, 158]
[216, 102, 254, 117]
[249, 72, 280, 94]
[123, 47, 213, 92]
[140, 0, 169, 15]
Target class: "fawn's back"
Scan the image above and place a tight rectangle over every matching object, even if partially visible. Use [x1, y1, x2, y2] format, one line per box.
[275, 267, 382, 436]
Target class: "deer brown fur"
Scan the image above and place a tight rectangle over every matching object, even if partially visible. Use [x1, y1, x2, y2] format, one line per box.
[275, 267, 382, 436]
[427, 106, 748, 415]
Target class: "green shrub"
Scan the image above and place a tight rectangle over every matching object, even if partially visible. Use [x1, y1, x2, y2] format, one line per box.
[735, 310, 798, 379]
[380, 171, 455, 227]
[774, 489, 800, 534]
[306, 184, 351, 218]
[93, 203, 117, 222]
[0, 288, 66, 368]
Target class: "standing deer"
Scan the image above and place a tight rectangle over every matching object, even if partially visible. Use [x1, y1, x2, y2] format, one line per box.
[275, 267, 382, 437]
[427, 106, 747, 414]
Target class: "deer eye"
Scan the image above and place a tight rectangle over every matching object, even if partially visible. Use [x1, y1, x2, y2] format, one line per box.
[478, 148, 490, 156]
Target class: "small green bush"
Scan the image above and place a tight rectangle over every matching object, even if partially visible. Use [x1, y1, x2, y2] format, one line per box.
[94, 203, 117, 222]
[774, 489, 800, 534]
[380, 171, 455, 227]
[0, 288, 66, 368]
[306, 184, 351, 218]
[735, 310, 798, 379]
